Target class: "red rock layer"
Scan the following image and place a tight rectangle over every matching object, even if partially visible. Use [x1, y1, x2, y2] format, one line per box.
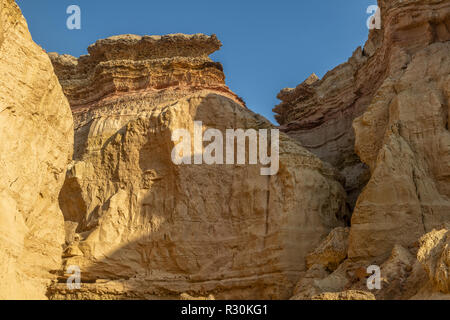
[50, 34, 245, 114]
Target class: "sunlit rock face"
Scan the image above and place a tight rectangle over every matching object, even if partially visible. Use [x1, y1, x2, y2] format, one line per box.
[274, 54, 373, 211]
[275, 0, 450, 262]
[48, 34, 348, 300]
[288, 0, 450, 301]
[2, 0, 447, 301]
[0, 0, 73, 299]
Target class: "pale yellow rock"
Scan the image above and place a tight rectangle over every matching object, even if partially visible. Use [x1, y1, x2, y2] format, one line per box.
[305, 229, 450, 300]
[346, 244, 418, 300]
[408, 228, 450, 299]
[306, 227, 349, 271]
[311, 290, 376, 301]
[350, 41, 450, 262]
[290, 264, 330, 299]
[0, 0, 73, 299]
[275, 0, 450, 221]
[289, 0, 450, 300]
[180, 293, 215, 300]
[346, 0, 450, 262]
[51, 92, 347, 300]
[48, 35, 348, 300]
[291, 260, 359, 300]
[3, 0, 448, 301]
[417, 228, 450, 294]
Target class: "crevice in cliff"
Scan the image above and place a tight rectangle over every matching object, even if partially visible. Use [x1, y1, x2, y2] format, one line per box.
[58, 175, 87, 230]
[412, 168, 427, 234]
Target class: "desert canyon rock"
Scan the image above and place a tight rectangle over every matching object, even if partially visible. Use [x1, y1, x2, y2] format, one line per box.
[0, 0, 449, 300]
[0, 0, 73, 299]
[280, 0, 450, 300]
[47, 34, 348, 299]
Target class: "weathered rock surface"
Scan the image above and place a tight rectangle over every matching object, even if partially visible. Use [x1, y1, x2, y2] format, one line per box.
[0, 0, 73, 299]
[275, 0, 450, 220]
[287, 0, 450, 300]
[305, 227, 349, 272]
[274, 47, 373, 210]
[310, 290, 376, 301]
[276, 0, 450, 265]
[291, 228, 450, 300]
[350, 0, 450, 262]
[2, 0, 448, 301]
[417, 227, 450, 294]
[48, 34, 348, 299]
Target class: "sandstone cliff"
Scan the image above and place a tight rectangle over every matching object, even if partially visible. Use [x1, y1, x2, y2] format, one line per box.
[48, 34, 348, 299]
[0, 0, 73, 299]
[1, 0, 448, 301]
[276, 0, 450, 260]
[283, 0, 450, 300]
[350, 0, 450, 263]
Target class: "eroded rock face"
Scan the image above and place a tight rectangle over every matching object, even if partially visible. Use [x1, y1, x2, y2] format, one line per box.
[274, 0, 450, 219]
[288, 0, 450, 300]
[349, 0, 450, 262]
[291, 228, 450, 300]
[417, 228, 450, 294]
[310, 290, 376, 301]
[49, 34, 348, 299]
[274, 46, 373, 210]
[275, 0, 450, 264]
[0, 0, 73, 299]
[305, 227, 349, 272]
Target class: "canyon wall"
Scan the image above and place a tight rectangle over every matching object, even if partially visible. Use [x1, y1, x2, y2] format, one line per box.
[0, 0, 73, 299]
[284, 0, 450, 299]
[350, 0, 450, 263]
[48, 34, 348, 299]
[0, 0, 448, 300]
[275, 0, 450, 262]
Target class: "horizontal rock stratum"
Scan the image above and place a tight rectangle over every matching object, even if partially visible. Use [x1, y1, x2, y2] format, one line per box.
[47, 34, 348, 299]
[49, 34, 245, 112]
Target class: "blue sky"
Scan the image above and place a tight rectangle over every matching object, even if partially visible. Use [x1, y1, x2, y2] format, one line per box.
[17, 0, 375, 123]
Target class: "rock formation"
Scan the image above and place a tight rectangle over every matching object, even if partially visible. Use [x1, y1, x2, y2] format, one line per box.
[415, 227, 450, 296]
[282, 0, 450, 300]
[0, 0, 449, 301]
[305, 227, 349, 272]
[47, 34, 348, 299]
[349, 0, 450, 264]
[275, 0, 450, 218]
[0, 0, 73, 299]
[291, 226, 450, 300]
[310, 290, 376, 301]
[276, 0, 450, 261]
[274, 54, 372, 210]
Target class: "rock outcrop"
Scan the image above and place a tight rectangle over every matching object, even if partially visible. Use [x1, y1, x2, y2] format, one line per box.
[276, 0, 450, 263]
[305, 227, 349, 272]
[0, 0, 73, 299]
[286, 0, 450, 300]
[310, 290, 376, 301]
[48, 34, 348, 299]
[274, 52, 372, 209]
[291, 227, 450, 300]
[350, 0, 450, 262]
[416, 227, 450, 295]
[1, 0, 448, 301]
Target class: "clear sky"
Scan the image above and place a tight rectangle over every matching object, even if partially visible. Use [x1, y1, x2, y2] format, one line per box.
[16, 0, 376, 123]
